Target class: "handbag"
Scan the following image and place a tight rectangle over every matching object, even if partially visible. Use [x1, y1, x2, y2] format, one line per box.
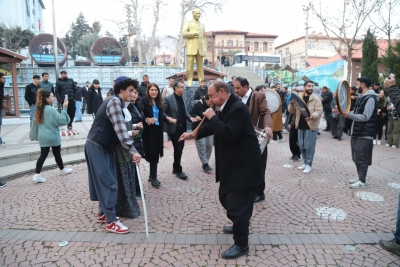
[29, 122, 39, 141]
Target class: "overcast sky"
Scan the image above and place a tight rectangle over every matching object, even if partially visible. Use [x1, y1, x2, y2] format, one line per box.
[41, 0, 390, 47]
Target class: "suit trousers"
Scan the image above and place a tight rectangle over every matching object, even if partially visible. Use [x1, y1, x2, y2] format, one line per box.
[255, 146, 268, 196]
[168, 129, 185, 173]
[219, 187, 257, 247]
[186, 54, 204, 86]
[67, 101, 76, 127]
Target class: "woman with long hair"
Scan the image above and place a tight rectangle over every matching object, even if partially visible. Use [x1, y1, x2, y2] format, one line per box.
[141, 83, 171, 188]
[190, 95, 213, 172]
[114, 81, 141, 219]
[33, 89, 72, 183]
[128, 87, 145, 198]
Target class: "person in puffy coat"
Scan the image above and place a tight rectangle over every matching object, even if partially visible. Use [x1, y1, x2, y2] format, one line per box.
[55, 71, 77, 129]
[86, 79, 103, 118]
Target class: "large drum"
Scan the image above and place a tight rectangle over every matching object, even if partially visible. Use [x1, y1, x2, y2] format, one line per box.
[336, 80, 351, 114]
[291, 91, 311, 118]
[263, 89, 281, 113]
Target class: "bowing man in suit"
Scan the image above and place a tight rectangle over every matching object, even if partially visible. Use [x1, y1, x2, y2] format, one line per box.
[163, 81, 200, 180]
[179, 81, 264, 260]
[234, 77, 273, 203]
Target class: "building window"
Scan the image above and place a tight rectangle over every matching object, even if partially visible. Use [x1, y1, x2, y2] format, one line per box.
[278, 50, 282, 56]
[321, 42, 333, 50]
[285, 48, 290, 55]
[254, 42, 259, 51]
[207, 41, 212, 51]
[245, 41, 250, 47]
[308, 42, 318, 50]
[227, 40, 233, 47]
[236, 40, 239, 47]
[221, 40, 224, 47]
[263, 42, 268, 51]
[269, 43, 273, 50]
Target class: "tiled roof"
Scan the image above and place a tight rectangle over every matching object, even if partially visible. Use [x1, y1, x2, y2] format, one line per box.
[206, 30, 278, 39]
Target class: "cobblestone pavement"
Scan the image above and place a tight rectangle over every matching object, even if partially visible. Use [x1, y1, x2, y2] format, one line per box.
[1, 126, 400, 266]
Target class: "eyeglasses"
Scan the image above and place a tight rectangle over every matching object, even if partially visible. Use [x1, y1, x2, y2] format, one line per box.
[208, 90, 219, 98]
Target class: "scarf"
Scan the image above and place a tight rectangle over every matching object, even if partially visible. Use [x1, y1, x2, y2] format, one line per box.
[123, 102, 132, 122]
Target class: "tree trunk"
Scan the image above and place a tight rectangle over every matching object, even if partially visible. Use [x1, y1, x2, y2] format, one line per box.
[174, 1, 186, 67]
[346, 53, 352, 83]
[146, 0, 161, 66]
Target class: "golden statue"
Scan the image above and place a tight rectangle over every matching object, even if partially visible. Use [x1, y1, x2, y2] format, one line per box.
[182, 9, 206, 86]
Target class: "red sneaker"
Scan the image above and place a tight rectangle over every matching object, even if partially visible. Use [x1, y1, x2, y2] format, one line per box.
[96, 214, 121, 223]
[106, 221, 130, 234]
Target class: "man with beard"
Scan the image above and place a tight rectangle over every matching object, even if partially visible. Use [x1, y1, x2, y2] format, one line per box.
[179, 81, 263, 259]
[25, 74, 41, 128]
[193, 79, 208, 100]
[138, 75, 149, 99]
[288, 81, 322, 174]
[333, 77, 378, 188]
[233, 77, 272, 203]
[55, 71, 77, 130]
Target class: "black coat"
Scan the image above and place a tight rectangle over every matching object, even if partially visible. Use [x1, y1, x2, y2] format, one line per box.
[0, 83, 4, 109]
[321, 90, 333, 112]
[388, 85, 400, 112]
[55, 78, 76, 101]
[75, 86, 84, 102]
[128, 101, 145, 157]
[86, 86, 103, 114]
[138, 82, 148, 99]
[141, 96, 168, 163]
[197, 94, 263, 193]
[24, 83, 39, 106]
[193, 87, 208, 100]
[190, 100, 208, 130]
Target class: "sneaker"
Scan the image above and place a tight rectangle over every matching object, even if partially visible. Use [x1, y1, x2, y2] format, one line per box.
[377, 140, 381, 145]
[379, 239, 400, 256]
[373, 140, 377, 145]
[298, 164, 306, 170]
[348, 179, 359, 184]
[278, 138, 284, 142]
[67, 125, 72, 130]
[60, 168, 72, 175]
[97, 214, 121, 223]
[203, 163, 213, 173]
[33, 174, 46, 183]
[385, 144, 390, 147]
[392, 145, 397, 148]
[269, 140, 278, 144]
[290, 155, 295, 160]
[350, 181, 366, 188]
[106, 220, 130, 234]
[303, 165, 312, 173]
[293, 155, 301, 161]
[0, 181, 6, 188]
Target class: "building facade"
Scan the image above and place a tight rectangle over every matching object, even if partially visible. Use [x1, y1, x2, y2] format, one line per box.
[0, 0, 45, 35]
[205, 30, 278, 67]
[275, 32, 345, 70]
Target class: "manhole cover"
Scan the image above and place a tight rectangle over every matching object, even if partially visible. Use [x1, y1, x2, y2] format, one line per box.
[315, 207, 347, 220]
[356, 192, 384, 202]
[388, 183, 400, 189]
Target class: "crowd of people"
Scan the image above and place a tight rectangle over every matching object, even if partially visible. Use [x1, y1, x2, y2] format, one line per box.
[2, 68, 400, 259]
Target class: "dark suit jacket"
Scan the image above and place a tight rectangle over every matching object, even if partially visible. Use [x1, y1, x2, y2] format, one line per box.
[163, 93, 192, 135]
[197, 94, 263, 193]
[248, 91, 273, 129]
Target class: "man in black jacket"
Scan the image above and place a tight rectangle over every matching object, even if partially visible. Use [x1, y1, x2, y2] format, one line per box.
[179, 81, 263, 259]
[0, 72, 4, 145]
[227, 76, 236, 94]
[81, 81, 90, 114]
[193, 79, 208, 100]
[24, 74, 41, 129]
[55, 71, 77, 130]
[138, 75, 149, 99]
[379, 74, 400, 256]
[321, 86, 333, 131]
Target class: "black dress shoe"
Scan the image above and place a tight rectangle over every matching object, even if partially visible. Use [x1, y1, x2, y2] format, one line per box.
[172, 169, 178, 174]
[150, 178, 160, 188]
[338, 137, 342, 141]
[222, 225, 233, 234]
[202, 163, 212, 173]
[254, 194, 265, 203]
[176, 172, 188, 180]
[221, 244, 249, 259]
[333, 136, 338, 139]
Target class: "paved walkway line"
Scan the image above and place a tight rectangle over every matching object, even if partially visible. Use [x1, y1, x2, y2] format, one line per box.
[0, 229, 392, 245]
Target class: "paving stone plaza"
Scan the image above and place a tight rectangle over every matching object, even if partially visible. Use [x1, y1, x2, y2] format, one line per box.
[0, 118, 400, 266]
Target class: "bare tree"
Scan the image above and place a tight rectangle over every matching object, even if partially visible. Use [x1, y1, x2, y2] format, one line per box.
[174, 0, 225, 67]
[309, 0, 384, 81]
[145, 0, 165, 65]
[125, 0, 143, 65]
[369, 0, 400, 42]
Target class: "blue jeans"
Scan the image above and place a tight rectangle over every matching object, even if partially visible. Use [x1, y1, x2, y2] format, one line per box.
[394, 194, 400, 243]
[298, 129, 318, 166]
[29, 105, 36, 129]
[0, 113, 2, 143]
[75, 101, 82, 121]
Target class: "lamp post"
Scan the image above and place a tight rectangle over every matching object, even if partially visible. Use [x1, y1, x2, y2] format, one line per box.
[52, 0, 59, 79]
[127, 26, 136, 67]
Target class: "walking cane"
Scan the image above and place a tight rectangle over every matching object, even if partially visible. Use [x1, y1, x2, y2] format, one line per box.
[136, 163, 149, 238]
